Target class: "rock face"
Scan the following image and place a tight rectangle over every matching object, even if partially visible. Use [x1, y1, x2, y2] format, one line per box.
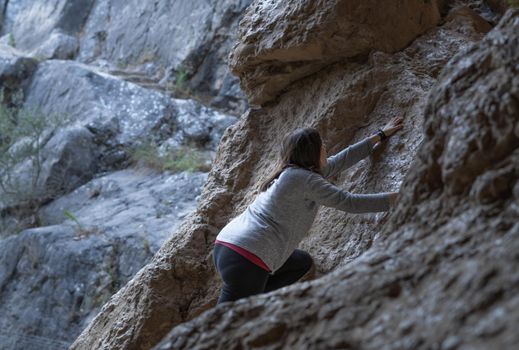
[229, 0, 443, 106]
[23, 60, 236, 171]
[1, 57, 235, 212]
[0, 169, 207, 349]
[31, 30, 79, 60]
[70, 2, 503, 350]
[1, 0, 94, 52]
[0, 0, 252, 114]
[0, 44, 37, 105]
[154, 8, 519, 349]
[78, 0, 253, 113]
[1, 2, 250, 348]
[13, 126, 98, 205]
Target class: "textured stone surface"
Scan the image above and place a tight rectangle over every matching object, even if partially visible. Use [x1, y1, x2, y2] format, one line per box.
[70, 3, 496, 350]
[1, 0, 94, 51]
[154, 9, 519, 349]
[0, 53, 235, 349]
[229, 0, 443, 106]
[11, 126, 97, 205]
[31, 30, 79, 60]
[0, 169, 207, 349]
[23, 60, 237, 171]
[1, 58, 235, 214]
[0, 44, 37, 105]
[0, 0, 251, 114]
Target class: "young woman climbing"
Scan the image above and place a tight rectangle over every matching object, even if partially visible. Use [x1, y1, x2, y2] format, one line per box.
[213, 116, 404, 304]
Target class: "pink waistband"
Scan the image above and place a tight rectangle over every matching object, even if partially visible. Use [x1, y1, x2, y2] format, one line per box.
[215, 240, 271, 272]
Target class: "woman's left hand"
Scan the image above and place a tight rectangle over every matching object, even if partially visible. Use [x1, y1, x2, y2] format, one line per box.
[382, 116, 404, 137]
[388, 191, 399, 206]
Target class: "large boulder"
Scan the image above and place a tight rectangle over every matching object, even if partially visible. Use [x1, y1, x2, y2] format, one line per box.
[229, 0, 444, 106]
[23, 60, 237, 171]
[0, 57, 98, 213]
[2, 56, 235, 232]
[0, 0, 251, 114]
[0, 168, 207, 349]
[77, 0, 252, 113]
[0, 126, 98, 210]
[70, 3, 492, 350]
[30, 30, 79, 60]
[0, 44, 37, 105]
[0, 0, 94, 52]
[154, 8, 519, 349]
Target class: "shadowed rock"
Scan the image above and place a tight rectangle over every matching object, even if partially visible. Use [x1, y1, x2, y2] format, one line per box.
[154, 8, 519, 350]
[0, 168, 207, 349]
[70, 2, 495, 349]
[229, 0, 443, 106]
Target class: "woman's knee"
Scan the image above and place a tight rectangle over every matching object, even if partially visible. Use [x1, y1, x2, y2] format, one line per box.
[294, 249, 313, 272]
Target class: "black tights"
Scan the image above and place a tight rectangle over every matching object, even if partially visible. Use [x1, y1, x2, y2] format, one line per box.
[213, 243, 313, 304]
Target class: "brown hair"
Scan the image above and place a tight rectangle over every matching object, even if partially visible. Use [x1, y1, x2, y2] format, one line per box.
[259, 127, 323, 192]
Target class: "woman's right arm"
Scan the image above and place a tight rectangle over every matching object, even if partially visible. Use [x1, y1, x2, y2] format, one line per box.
[304, 172, 392, 213]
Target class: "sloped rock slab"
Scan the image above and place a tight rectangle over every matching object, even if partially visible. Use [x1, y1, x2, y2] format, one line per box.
[0, 168, 207, 349]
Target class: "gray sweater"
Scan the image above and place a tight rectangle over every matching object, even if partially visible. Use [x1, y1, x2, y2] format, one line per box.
[215, 137, 391, 273]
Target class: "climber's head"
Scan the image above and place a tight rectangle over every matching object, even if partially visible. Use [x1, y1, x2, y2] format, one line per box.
[281, 127, 324, 171]
[259, 127, 325, 192]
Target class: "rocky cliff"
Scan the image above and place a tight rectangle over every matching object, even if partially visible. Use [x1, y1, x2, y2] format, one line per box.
[0, 1, 248, 349]
[0, 0, 251, 114]
[69, 1, 519, 350]
[154, 6, 519, 350]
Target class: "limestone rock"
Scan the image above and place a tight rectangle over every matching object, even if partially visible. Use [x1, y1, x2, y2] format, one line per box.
[70, 3, 494, 350]
[0, 0, 251, 114]
[229, 0, 443, 106]
[23, 60, 237, 172]
[6, 126, 98, 205]
[78, 0, 252, 114]
[0, 169, 207, 349]
[0, 44, 37, 105]
[1, 0, 94, 51]
[154, 8, 519, 349]
[31, 30, 79, 60]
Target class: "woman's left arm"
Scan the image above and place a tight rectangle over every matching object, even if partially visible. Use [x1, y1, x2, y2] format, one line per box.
[321, 116, 404, 178]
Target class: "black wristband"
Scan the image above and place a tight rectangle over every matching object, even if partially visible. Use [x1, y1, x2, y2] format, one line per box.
[377, 128, 388, 141]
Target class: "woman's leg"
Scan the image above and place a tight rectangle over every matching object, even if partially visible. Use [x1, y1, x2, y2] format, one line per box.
[213, 244, 269, 304]
[264, 249, 313, 293]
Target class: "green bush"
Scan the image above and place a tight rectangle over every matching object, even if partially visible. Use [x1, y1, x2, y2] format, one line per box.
[165, 67, 192, 99]
[175, 68, 189, 87]
[63, 209, 101, 240]
[8, 33, 15, 48]
[128, 141, 211, 173]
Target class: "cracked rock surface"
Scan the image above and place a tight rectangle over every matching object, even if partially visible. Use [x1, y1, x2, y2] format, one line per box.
[154, 8, 519, 349]
[69, 2, 519, 350]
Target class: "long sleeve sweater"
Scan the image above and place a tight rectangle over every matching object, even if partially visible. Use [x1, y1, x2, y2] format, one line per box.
[215, 137, 390, 273]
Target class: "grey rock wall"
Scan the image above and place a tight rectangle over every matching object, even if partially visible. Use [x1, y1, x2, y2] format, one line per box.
[0, 3, 245, 347]
[1, 0, 252, 114]
[1, 0, 94, 52]
[70, 2, 500, 350]
[0, 169, 208, 349]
